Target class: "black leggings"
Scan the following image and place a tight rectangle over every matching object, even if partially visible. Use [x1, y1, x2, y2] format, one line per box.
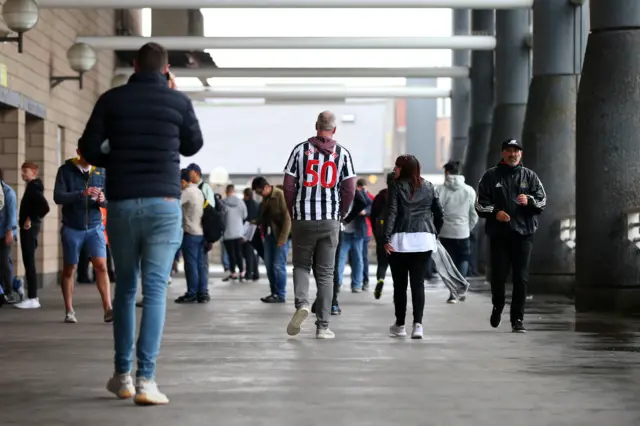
[20, 226, 39, 299]
[224, 238, 244, 274]
[389, 251, 432, 326]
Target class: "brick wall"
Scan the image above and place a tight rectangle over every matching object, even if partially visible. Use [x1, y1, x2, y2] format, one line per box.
[0, 7, 116, 285]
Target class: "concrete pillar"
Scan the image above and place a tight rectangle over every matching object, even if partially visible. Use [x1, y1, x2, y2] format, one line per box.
[486, 9, 530, 168]
[25, 117, 60, 287]
[450, 9, 471, 162]
[462, 9, 495, 187]
[575, 0, 640, 313]
[524, 0, 588, 293]
[462, 10, 495, 276]
[0, 109, 26, 277]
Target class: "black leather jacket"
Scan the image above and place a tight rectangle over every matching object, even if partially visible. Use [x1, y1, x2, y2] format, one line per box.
[383, 178, 443, 244]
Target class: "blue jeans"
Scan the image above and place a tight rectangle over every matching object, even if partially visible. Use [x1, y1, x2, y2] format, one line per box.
[182, 233, 208, 295]
[338, 232, 364, 290]
[221, 243, 230, 270]
[108, 197, 182, 379]
[352, 236, 371, 285]
[264, 234, 290, 299]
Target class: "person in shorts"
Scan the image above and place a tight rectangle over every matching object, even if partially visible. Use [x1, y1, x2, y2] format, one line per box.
[54, 150, 112, 324]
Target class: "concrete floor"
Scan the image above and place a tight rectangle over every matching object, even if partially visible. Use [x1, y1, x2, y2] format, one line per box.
[1, 277, 640, 426]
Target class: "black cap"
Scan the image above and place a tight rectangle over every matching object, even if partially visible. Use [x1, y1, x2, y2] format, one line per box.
[501, 139, 523, 151]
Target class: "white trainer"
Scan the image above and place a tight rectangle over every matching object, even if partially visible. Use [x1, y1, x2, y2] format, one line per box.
[286, 306, 310, 336]
[389, 324, 407, 337]
[134, 378, 169, 406]
[411, 323, 424, 340]
[106, 373, 135, 399]
[14, 298, 41, 309]
[64, 311, 77, 323]
[316, 328, 335, 339]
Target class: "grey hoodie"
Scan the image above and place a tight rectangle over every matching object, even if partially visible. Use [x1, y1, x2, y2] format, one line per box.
[223, 194, 248, 240]
[435, 175, 478, 239]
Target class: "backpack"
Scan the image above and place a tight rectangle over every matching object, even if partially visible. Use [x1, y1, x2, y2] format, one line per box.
[198, 183, 225, 243]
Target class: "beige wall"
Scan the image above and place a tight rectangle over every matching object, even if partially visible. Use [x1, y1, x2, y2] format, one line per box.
[0, 8, 116, 285]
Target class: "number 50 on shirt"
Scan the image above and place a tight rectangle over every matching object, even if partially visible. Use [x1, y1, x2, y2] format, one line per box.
[304, 159, 338, 189]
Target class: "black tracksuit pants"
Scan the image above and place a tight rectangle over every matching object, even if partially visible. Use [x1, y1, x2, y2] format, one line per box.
[489, 231, 533, 323]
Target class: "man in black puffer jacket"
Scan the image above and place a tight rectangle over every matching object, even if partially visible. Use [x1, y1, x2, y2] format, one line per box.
[476, 139, 546, 334]
[78, 42, 203, 405]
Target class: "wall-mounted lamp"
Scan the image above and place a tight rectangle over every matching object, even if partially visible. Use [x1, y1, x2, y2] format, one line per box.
[0, 0, 40, 53]
[51, 43, 97, 89]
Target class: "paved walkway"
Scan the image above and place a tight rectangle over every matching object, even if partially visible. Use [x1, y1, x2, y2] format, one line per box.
[1, 277, 640, 425]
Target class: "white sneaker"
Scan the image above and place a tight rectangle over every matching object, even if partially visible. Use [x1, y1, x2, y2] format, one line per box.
[134, 378, 169, 406]
[286, 306, 310, 336]
[14, 298, 41, 309]
[389, 324, 407, 337]
[64, 311, 77, 323]
[412, 323, 424, 340]
[316, 328, 335, 339]
[106, 373, 135, 399]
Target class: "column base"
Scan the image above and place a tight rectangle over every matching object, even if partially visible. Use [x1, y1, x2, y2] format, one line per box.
[575, 287, 640, 314]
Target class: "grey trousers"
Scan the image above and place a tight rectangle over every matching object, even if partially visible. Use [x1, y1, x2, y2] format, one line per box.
[291, 219, 341, 329]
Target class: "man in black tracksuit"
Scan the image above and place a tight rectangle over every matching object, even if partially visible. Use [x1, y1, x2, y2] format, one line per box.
[475, 139, 546, 333]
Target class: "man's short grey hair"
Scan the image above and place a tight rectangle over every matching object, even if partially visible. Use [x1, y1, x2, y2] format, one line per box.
[316, 111, 337, 131]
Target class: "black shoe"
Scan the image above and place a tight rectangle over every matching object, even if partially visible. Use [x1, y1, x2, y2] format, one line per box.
[197, 292, 211, 303]
[374, 280, 384, 300]
[264, 295, 285, 304]
[331, 304, 341, 315]
[252, 276, 260, 282]
[222, 275, 238, 282]
[0, 294, 6, 308]
[511, 320, 527, 333]
[175, 293, 198, 304]
[311, 300, 317, 314]
[362, 283, 369, 292]
[261, 294, 276, 303]
[490, 306, 503, 328]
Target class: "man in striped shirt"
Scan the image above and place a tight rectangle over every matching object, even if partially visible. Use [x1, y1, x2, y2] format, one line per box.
[282, 110, 357, 339]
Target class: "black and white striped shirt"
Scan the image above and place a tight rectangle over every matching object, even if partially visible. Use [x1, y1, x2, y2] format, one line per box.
[284, 141, 356, 221]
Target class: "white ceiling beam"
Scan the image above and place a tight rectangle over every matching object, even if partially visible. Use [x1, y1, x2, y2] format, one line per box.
[77, 36, 496, 50]
[38, 0, 533, 9]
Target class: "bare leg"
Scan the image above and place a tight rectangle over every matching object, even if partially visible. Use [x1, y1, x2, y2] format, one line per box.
[61, 264, 76, 313]
[91, 257, 112, 312]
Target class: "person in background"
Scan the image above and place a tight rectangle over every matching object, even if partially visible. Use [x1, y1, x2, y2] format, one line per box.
[215, 193, 231, 272]
[0, 168, 17, 306]
[222, 184, 248, 281]
[252, 177, 291, 303]
[78, 42, 203, 405]
[14, 162, 50, 309]
[186, 163, 214, 206]
[54, 151, 111, 324]
[436, 160, 478, 303]
[336, 183, 371, 293]
[384, 155, 443, 340]
[354, 178, 374, 291]
[475, 139, 546, 333]
[242, 188, 260, 281]
[369, 172, 394, 299]
[175, 169, 209, 304]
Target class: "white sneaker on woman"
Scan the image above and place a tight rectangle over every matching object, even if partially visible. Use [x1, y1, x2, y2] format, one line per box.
[389, 324, 407, 337]
[134, 378, 169, 406]
[411, 323, 424, 339]
[106, 372, 135, 399]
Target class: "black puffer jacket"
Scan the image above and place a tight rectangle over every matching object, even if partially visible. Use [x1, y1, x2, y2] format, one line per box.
[78, 72, 203, 201]
[475, 162, 546, 236]
[383, 178, 443, 244]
